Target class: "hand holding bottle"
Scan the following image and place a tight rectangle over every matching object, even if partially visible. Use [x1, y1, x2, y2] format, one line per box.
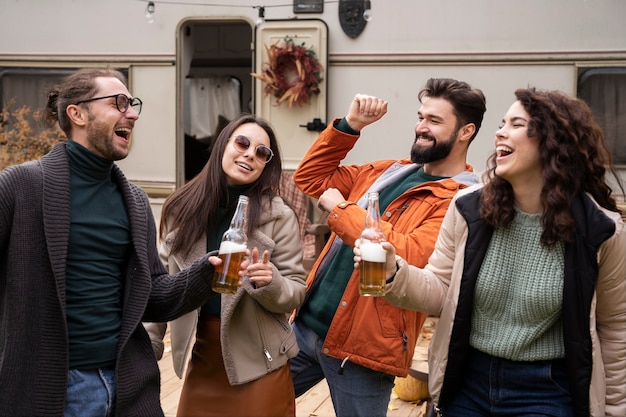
[208, 253, 250, 285]
[212, 195, 249, 294]
[353, 239, 398, 283]
[357, 192, 387, 296]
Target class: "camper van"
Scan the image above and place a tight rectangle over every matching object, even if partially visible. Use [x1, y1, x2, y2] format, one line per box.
[2, 0, 626, 221]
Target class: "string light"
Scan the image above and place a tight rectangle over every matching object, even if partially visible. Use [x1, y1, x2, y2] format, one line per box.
[145, 1, 155, 23]
[255, 6, 265, 26]
[363, 0, 372, 22]
[135, 0, 343, 15]
[136, 1, 372, 26]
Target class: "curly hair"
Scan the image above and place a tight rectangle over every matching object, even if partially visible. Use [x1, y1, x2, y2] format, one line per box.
[160, 114, 283, 258]
[481, 88, 623, 247]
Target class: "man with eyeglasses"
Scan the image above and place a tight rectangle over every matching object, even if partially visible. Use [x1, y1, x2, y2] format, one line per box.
[0, 68, 236, 416]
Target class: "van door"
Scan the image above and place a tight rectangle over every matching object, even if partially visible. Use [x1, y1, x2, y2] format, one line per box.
[254, 19, 328, 171]
[176, 18, 327, 186]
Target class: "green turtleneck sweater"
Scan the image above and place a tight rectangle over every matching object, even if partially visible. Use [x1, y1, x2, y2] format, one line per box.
[65, 140, 131, 369]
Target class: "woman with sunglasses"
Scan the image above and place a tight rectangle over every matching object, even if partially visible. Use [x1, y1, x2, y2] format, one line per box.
[145, 114, 306, 416]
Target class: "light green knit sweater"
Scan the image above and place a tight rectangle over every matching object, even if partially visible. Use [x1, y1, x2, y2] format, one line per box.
[470, 209, 566, 361]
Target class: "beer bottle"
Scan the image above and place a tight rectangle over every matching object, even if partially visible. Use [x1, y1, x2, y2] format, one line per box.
[212, 195, 249, 294]
[357, 192, 387, 296]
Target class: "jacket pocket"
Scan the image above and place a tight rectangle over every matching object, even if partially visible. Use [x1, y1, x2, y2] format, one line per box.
[268, 312, 298, 355]
[257, 310, 298, 370]
[375, 297, 404, 338]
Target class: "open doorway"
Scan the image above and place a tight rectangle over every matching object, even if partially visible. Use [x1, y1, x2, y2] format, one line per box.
[177, 18, 253, 183]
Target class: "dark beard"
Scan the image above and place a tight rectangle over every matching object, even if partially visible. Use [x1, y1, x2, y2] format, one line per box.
[410, 130, 457, 164]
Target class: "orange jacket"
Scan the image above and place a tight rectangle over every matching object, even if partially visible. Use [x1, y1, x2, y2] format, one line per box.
[293, 120, 478, 376]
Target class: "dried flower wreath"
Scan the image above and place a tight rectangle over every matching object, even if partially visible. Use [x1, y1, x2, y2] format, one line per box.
[251, 37, 324, 107]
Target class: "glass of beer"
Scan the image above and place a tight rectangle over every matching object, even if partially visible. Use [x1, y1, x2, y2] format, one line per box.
[212, 241, 247, 294]
[358, 240, 387, 296]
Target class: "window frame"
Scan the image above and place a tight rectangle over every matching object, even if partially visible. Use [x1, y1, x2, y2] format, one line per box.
[576, 65, 626, 168]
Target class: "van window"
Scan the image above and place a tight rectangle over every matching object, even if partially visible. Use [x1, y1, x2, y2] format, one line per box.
[1, 67, 75, 167]
[0, 67, 129, 168]
[1, 67, 130, 132]
[1, 67, 77, 134]
[577, 67, 626, 166]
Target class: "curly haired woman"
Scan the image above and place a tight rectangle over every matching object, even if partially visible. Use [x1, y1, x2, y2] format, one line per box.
[355, 88, 626, 417]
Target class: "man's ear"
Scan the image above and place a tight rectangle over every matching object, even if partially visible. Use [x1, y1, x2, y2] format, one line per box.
[459, 123, 476, 143]
[66, 104, 87, 127]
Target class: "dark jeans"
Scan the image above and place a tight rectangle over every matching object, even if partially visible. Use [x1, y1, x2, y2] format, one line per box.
[290, 319, 395, 417]
[440, 347, 572, 417]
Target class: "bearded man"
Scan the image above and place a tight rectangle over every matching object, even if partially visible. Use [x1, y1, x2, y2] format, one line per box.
[290, 78, 487, 417]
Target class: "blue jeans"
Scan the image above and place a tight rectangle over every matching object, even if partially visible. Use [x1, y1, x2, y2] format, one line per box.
[65, 367, 116, 417]
[439, 347, 572, 417]
[290, 319, 395, 417]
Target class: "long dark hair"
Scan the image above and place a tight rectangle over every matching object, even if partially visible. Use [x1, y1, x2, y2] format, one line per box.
[481, 88, 623, 247]
[160, 114, 283, 258]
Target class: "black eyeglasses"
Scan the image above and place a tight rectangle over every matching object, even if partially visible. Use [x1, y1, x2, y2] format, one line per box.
[231, 135, 274, 164]
[76, 93, 143, 115]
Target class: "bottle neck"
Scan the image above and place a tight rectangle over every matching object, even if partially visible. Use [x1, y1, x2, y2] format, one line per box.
[361, 193, 384, 242]
[230, 198, 248, 230]
[365, 195, 381, 228]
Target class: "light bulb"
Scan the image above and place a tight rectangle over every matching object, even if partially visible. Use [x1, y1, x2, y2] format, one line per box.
[256, 6, 265, 26]
[363, 0, 372, 22]
[145, 1, 155, 24]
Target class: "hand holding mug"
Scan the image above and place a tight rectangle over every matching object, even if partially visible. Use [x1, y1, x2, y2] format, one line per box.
[353, 239, 398, 282]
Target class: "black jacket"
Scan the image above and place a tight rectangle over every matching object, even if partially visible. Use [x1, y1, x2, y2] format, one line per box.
[440, 189, 616, 417]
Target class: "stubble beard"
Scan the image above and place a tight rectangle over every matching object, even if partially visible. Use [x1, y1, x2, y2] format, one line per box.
[86, 114, 129, 161]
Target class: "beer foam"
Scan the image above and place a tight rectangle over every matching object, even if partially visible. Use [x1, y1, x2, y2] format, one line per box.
[218, 241, 247, 254]
[360, 241, 386, 262]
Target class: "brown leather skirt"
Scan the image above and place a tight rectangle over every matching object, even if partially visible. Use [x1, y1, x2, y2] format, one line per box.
[176, 315, 296, 417]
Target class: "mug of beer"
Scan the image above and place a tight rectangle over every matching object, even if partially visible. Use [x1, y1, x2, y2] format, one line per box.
[212, 240, 247, 294]
[358, 240, 387, 296]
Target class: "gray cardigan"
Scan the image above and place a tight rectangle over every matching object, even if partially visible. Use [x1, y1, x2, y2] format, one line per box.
[0, 143, 216, 416]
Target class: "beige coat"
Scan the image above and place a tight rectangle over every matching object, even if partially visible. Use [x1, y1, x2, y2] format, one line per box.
[384, 186, 626, 417]
[145, 196, 307, 385]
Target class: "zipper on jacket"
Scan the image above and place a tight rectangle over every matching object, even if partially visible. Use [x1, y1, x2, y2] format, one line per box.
[272, 313, 290, 332]
[337, 356, 350, 375]
[402, 331, 408, 352]
[255, 309, 273, 371]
